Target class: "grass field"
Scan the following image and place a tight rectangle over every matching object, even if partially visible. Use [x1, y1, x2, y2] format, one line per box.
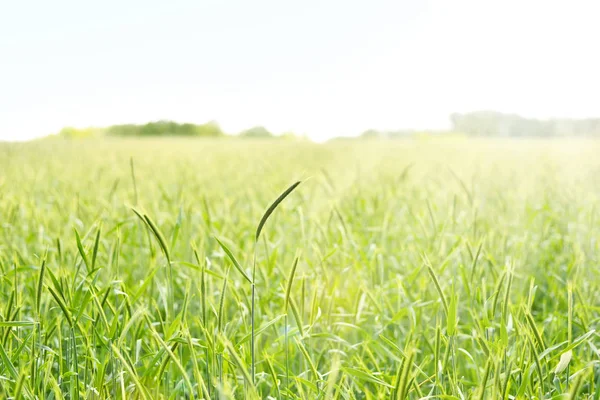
[1, 137, 600, 399]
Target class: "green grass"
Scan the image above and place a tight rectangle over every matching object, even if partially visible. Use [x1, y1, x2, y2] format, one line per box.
[1, 137, 600, 399]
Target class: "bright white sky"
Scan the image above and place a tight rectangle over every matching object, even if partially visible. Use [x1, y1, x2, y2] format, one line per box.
[1, 0, 599, 141]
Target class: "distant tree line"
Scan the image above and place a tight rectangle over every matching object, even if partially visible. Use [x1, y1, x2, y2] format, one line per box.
[57, 120, 305, 139]
[355, 111, 600, 139]
[450, 111, 600, 137]
[58, 112, 600, 140]
[106, 120, 225, 137]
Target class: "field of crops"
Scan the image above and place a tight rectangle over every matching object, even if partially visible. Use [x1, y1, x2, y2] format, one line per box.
[1, 137, 600, 399]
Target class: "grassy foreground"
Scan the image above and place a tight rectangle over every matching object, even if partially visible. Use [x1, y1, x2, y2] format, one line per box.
[1, 138, 600, 399]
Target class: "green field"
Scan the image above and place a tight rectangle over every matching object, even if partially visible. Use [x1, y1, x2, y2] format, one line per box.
[1, 138, 600, 399]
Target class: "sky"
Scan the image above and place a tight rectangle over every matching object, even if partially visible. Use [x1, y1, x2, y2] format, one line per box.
[1, 0, 599, 141]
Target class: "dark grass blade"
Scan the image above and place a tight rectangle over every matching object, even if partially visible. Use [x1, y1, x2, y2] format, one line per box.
[131, 207, 146, 224]
[285, 256, 300, 311]
[255, 181, 301, 241]
[217, 269, 230, 332]
[143, 215, 171, 264]
[36, 259, 46, 315]
[215, 237, 252, 284]
[74, 229, 89, 269]
[91, 226, 101, 270]
[48, 286, 73, 328]
[131, 208, 171, 263]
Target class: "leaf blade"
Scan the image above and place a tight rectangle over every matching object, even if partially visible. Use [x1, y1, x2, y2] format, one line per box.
[255, 181, 301, 241]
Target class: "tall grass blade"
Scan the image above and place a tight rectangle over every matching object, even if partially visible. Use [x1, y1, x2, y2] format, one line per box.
[255, 181, 301, 241]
